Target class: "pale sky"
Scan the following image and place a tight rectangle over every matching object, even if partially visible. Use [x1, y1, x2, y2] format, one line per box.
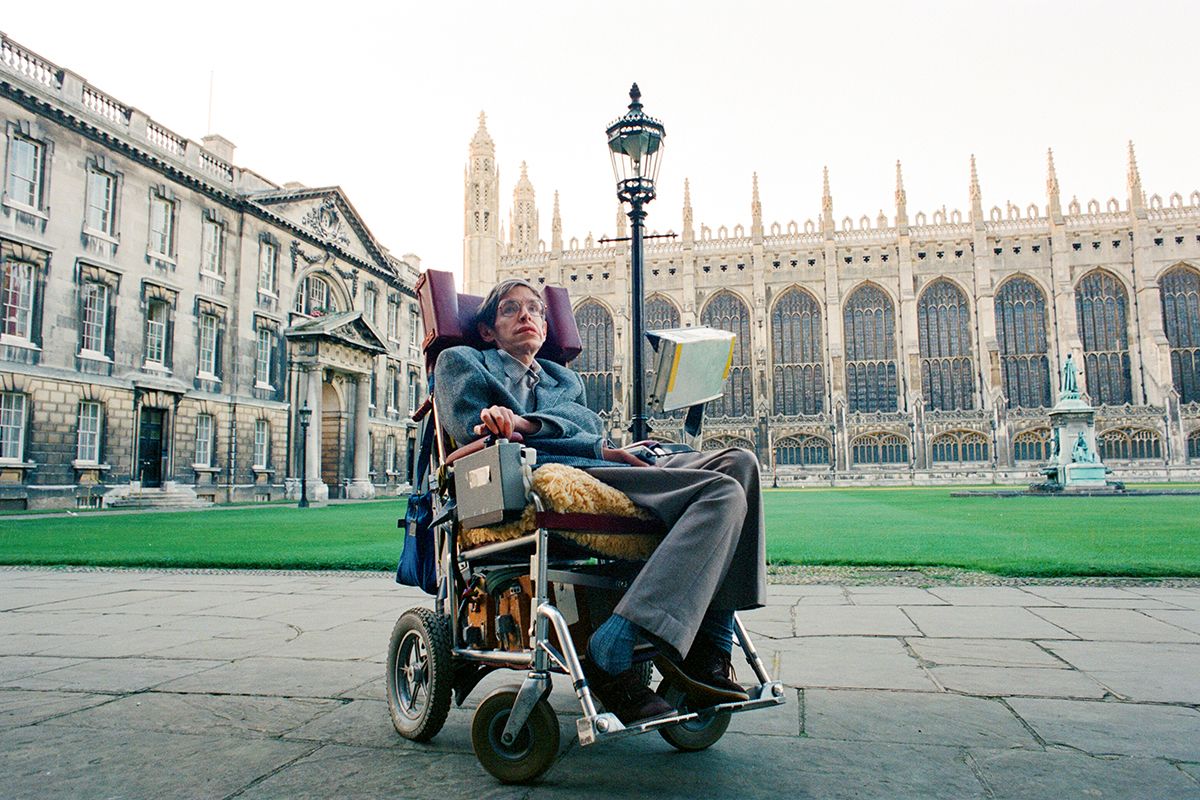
[5, 1, 1199, 280]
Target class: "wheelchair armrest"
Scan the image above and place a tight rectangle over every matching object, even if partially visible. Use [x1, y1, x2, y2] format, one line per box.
[443, 432, 526, 468]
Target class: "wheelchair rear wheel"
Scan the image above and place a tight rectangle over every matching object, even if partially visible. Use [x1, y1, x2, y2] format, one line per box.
[386, 607, 452, 742]
[471, 685, 560, 784]
[655, 677, 731, 752]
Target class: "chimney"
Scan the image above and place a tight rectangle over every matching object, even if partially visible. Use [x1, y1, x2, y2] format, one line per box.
[201, 134, 235, 163]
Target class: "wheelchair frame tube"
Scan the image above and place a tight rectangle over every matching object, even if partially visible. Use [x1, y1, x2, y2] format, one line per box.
[734, 611, 773, 686]
[537, 602, 598, 720]
[530, 495, 550, 675]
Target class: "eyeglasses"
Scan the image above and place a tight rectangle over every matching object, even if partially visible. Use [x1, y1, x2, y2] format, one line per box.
[497, 299, 547, 319]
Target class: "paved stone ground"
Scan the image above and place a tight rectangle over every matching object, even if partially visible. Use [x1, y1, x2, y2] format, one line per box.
[2, 568, 1199, 799]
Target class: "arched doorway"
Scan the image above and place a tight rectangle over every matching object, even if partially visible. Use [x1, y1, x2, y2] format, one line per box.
[321, 382, 345, 496]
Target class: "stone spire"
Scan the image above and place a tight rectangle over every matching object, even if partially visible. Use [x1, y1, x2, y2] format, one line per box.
[463, 110, 500, 294]
[750, 172, 763, 241]
[1046, 147, 1062, 220]
[616, 200, 628, 239]
[969, 154, 984, 224]
[1127, 140, 1145, 214]
[551, 190, 562, 253]
[510, 161, 539, 254]
[682, 177, 694, 244]
[821, 166, 834, 235]
[894, 160, 908, 230]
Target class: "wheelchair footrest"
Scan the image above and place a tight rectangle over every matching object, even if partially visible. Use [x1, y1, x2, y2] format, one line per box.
[576, 680, 787, 746]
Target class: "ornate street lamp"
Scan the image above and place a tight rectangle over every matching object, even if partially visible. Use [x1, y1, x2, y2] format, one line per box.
[298, 403, 312, 508]
[607, 83, 665, 443]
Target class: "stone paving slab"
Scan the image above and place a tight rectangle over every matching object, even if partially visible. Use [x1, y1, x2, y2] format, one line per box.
[0, 689, 112, 729]
[1, 724, 317, 800]
[1029, 607, 1200, 642]
[156, 656, 381, 697]
[1041, 641, 1200, 703]
[1004, 697, 1200, 761]
[6, 656, 221, 693]
[970, 749, 1200, 800]
[792, 605, 922, 636]
[926, 587, 1057, 606]
[902, 606, 1077, 639]
[928, 665, 1108, 699]
[906, 637, 1066, 668]
[803, 688, 1036, 748]
[767, 636, 940, 691]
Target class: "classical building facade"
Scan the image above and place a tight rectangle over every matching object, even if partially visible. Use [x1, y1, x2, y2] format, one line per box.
[464, 115, 1200, 484]
[0, 34, 425, 509]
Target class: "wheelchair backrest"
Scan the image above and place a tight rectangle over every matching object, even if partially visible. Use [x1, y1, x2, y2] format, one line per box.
[415, 269, 582, 372]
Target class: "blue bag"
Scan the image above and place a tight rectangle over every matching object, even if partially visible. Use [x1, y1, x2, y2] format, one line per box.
[396, 410, 438, 595]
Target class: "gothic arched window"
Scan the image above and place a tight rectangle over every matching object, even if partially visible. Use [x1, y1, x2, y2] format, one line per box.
[774, 434, 830, 466]
[1159, 265, 1200, 404]
[1075, 271, 1132, 406]
[843, 284, 898, 413]
[994, 277, 1051, 408]
[931, 430, 989, 463]
[1013, 427, 1052, 462]
[644, 296, 683, 420]
[1098, 427, 1161, 461]
[850, 432, 909, 465]
[917, 279, 975, 411]
[771, 288, 824, 415]
[573, 299, 615, 415]
[702, 435, 756, 452]
[1188, 430, 1200, 460]
[701, 292, 753, 417]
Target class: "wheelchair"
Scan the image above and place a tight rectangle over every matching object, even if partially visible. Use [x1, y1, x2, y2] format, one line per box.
[386, 269, 785, 783]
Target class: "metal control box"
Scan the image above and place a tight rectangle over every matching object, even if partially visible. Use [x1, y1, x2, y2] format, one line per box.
[453, 441, 531, 529]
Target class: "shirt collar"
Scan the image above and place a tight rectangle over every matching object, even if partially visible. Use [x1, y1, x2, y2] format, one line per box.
[497, 349, 541, 383]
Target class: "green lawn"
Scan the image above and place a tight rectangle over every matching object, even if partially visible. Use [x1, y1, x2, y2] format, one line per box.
[1, 488, 1198, 576]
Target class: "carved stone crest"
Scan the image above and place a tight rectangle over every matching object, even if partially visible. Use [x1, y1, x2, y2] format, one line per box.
[301, 197, 351, 247]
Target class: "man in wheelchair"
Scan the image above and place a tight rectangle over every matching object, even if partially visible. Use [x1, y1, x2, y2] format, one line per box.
[434, 278, 767, 725]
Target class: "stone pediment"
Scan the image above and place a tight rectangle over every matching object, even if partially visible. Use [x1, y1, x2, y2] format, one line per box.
[285, 310, 389, 355]
[250, 188, 392, 273]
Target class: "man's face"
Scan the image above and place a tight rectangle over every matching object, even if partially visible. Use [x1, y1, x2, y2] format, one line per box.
[478, 285, 547, 361]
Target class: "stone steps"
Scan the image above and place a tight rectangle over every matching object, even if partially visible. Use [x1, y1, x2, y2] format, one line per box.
[105, 488, 213, 510]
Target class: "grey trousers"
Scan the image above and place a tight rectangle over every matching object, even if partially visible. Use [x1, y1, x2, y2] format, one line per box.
[584, 448, 767, 657]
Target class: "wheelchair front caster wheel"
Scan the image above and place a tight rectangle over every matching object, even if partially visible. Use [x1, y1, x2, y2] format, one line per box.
[471, 686, 560, 784]
[656, 677, 731, 752]
[386, 607, 452, 742]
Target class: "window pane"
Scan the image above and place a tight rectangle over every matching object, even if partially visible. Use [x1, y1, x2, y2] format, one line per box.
[701, 292, 753, 417]
[572, 300, 616, 414]
[195, 414, 212, 466]
[0, 392, 27, 460]
[771, 288, 823, 415]
[7, 138, 40, 207]
[1160, 266, 1200, 404]
[202, 221, 223, 274]
[2, 260, 34, 338]
[918, 280, 974, 410]
[843, 286, 898, 412]
[253, 420, 268, 467]
[259, 243, 276, 293]
[85, 170, 114, 234]
[81, 283, 107, 352]
[145, 301, 167, 364]
[76, 401, 101, 462]
[256, 328, 272, 385]
[199, 315, 217, 374]
[150, 197, 173, 256]
[1076, 271, 1132, 405]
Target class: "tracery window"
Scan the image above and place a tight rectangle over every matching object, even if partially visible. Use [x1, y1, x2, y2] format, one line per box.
[702, 435, 756, 452]
[1098, 427, 1161, 461]
[701, 291, 753, 417]
[994, 278, 1051, 408]
[918, 279, 975, 411]
[843, 285, 898, 413]
[774, 434, 830, 466]
[1013, 427, 1052, 462]
[1075, 271, 1132, 406]
[1188, 430, 1200, 460]
[931, 430, 989, 464]
[643, 295, 682, 420]
[771, 288, 824, 415]
[1159, 265, 1200, 404]
[573, 300, 614, 415]
[850, 432, 909, 465]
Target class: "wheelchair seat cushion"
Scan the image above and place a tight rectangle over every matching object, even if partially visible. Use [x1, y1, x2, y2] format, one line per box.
[460, 463, 663, 560]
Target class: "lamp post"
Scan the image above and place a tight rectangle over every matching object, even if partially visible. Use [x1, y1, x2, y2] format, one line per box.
[298, 403, 312, 508]
[607, 83, 665, 443]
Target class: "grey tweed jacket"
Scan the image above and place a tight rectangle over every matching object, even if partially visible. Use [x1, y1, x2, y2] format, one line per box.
[433, 346, 609, 467]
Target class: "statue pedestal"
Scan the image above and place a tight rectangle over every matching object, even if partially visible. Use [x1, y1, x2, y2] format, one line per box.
[1041, 395, 1110, 491]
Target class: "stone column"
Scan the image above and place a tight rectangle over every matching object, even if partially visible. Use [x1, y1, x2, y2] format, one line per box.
[305, 367, 329, 503]
[347, 373, 375, 499]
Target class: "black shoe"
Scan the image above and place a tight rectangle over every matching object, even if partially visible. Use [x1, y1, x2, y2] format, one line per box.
[655, 637, 750, 706]
[582, 659, 674, 725]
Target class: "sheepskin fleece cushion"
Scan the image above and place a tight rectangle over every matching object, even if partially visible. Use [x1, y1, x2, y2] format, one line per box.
[460, 463, 662, 560]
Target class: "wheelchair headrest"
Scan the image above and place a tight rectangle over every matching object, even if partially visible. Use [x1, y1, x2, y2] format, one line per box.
[416, 269, 583, 369]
